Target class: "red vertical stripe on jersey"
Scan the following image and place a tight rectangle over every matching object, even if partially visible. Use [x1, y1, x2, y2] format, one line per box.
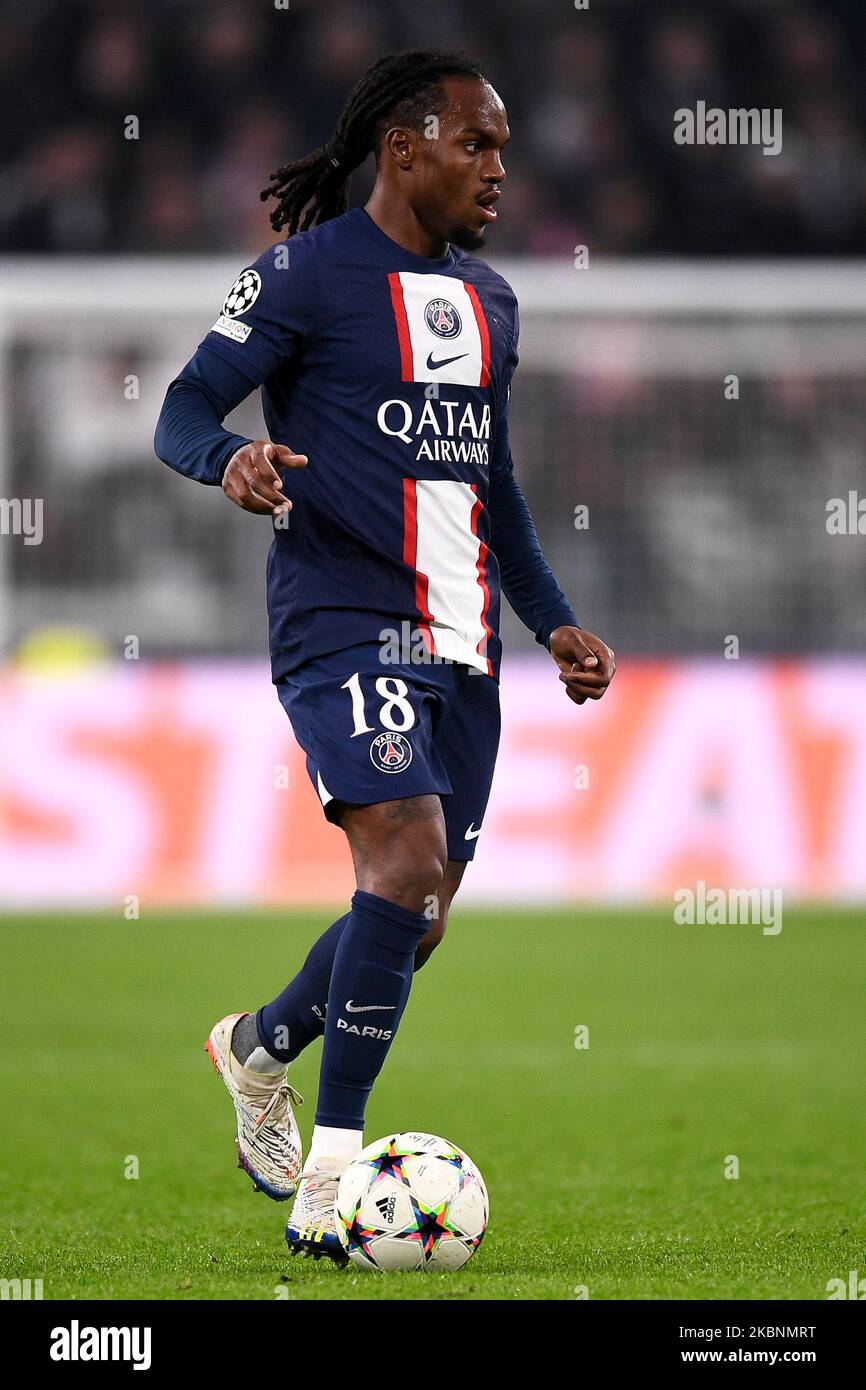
[402, 478, 436, 656]
[464, 282, 491, 387]
[470, 484, 494, 675]
[388, 272, 415, 381]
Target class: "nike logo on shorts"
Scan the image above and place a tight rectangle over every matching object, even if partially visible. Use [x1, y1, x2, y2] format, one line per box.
[464, 823, 482, 840]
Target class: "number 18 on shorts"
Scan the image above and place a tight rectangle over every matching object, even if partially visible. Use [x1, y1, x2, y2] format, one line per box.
[275, 642, 501, 861]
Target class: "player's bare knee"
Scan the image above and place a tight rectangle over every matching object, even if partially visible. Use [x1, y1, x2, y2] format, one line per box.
[387, 808, 447, 894]
[370, 828, 447, 909]
[385, 852, 446, 908]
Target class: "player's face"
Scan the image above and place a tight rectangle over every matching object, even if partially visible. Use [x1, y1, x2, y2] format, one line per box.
[416, 78, 509, 252]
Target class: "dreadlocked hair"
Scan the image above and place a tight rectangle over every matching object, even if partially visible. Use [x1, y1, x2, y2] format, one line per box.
[261, 48, 486, 236]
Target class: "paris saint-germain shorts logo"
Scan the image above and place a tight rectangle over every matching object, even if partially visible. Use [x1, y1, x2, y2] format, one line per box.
[424, 298, 462, 339]
[370, 732, 414, 774]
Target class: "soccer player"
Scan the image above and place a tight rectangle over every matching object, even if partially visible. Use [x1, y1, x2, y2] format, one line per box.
[154, 48, 615, 1262]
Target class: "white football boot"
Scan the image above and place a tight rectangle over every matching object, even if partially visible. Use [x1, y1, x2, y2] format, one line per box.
[285, 1157, 348, 1263]
[205, 1012, 303, 1201]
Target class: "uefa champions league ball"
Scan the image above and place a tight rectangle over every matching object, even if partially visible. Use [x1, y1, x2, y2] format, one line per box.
[335, 1132, 489, 1271]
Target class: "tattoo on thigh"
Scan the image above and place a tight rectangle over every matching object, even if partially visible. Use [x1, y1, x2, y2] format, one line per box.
[384, 796, 442, 825]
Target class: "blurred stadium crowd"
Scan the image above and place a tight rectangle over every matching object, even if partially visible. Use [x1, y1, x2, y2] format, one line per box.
[2, 0, 866, 670]
[2, 0, 866, 257]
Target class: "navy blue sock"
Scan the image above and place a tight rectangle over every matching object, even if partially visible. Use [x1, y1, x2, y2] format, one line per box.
[255, 903, 436, 1065]
[315, 890, 429, 1130]
[256, 914, 350, 1063]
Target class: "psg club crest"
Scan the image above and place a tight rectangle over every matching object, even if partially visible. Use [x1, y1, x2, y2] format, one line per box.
[424, 297, 462, 339]
[222, 269, 262, 318]
[370, 732, 413, 774]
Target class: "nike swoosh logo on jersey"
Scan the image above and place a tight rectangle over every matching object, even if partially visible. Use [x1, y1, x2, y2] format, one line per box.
[464, 823, 482, 840]
[345, 1000, 397, 1013]
[426, 351, 468, 370]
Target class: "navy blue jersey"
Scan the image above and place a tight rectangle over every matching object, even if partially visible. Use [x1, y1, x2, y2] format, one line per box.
[156, 206, 578, 679]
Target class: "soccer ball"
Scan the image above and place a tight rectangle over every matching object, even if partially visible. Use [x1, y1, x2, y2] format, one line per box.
[335, 1132, 488, 1271]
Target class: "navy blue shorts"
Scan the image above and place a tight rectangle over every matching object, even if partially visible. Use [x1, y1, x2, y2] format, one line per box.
[276, 642, 501, 861]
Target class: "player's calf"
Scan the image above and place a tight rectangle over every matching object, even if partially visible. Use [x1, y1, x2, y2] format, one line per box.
[413, 857, 466, 968]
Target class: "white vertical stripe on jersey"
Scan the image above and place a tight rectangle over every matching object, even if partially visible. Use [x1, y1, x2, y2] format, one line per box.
[395, 273, 484, 386]
[413, 479, 489, 674]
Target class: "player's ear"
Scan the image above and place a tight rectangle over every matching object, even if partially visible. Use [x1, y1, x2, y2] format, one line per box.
[382, 127, 415, 171]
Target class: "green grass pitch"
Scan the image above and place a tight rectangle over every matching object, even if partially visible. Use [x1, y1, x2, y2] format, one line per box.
[0, 905, 862, 1301]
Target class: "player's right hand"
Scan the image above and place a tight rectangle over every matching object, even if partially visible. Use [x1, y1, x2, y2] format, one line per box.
[222, 440, 308, 516]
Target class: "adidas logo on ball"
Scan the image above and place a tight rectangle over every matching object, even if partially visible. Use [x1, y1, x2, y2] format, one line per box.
[375, 1194, 397, 1224]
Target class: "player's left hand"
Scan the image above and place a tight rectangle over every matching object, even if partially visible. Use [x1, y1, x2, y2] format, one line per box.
[549, 626, 616, 706]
